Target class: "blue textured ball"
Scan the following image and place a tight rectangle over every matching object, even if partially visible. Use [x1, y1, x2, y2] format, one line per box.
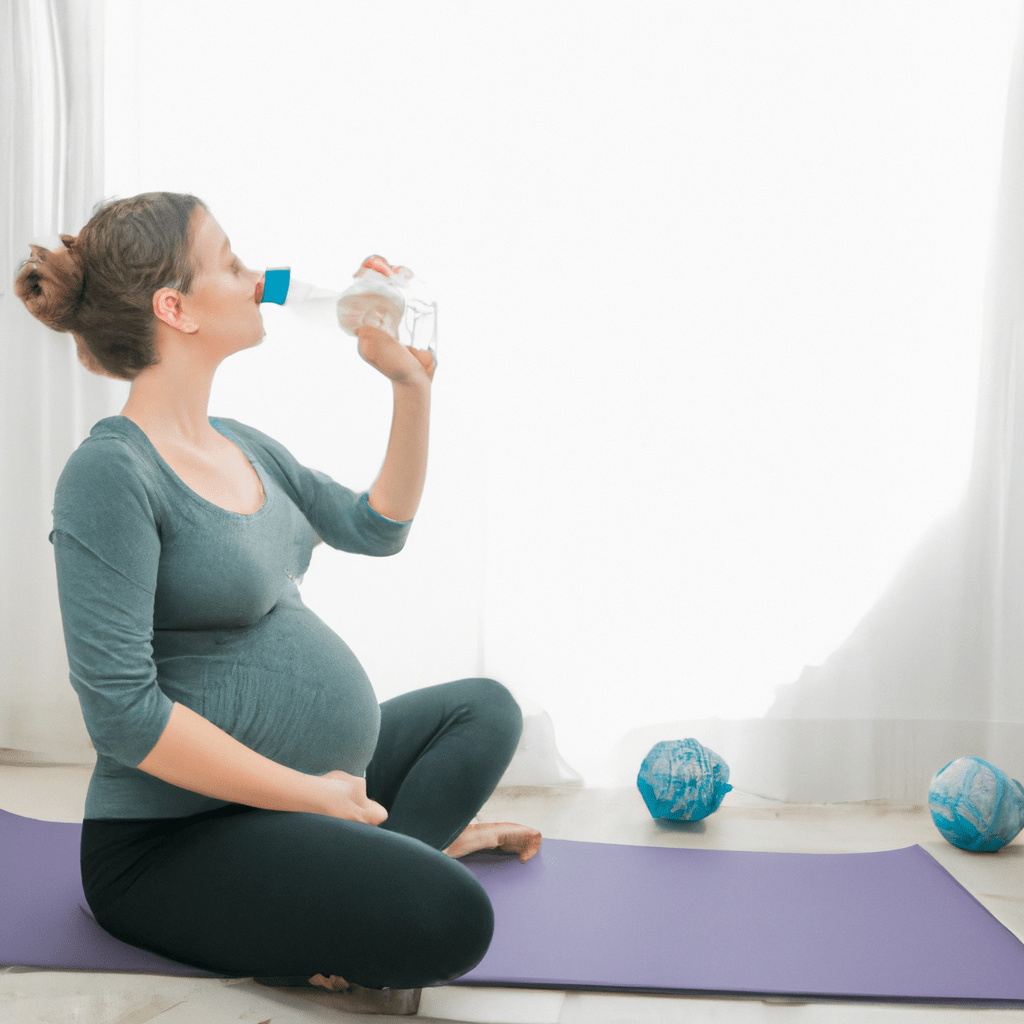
[928, 756, 1024, 852]
[637, 738, 733, 821]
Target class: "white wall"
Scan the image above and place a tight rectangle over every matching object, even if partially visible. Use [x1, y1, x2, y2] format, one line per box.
[103, 0, 1020, 771]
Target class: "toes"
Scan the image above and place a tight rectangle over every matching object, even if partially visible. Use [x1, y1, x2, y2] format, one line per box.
[308, 973, 349, 991]
[518, 832, 543, 862]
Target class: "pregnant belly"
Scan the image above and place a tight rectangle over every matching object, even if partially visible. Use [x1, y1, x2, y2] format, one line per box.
[155, 589, 381, 777]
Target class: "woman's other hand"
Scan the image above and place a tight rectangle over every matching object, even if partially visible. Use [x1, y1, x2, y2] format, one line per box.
[355, 325, 435, 386]
[317, 770, 389, 825]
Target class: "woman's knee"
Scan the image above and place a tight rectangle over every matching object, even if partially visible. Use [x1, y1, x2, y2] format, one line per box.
[417, 867, 495, 983]
[358, 852, 494, 987]
[460, 678, 523, 748]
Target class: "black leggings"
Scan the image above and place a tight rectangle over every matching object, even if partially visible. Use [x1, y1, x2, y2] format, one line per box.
[80, 678, 523, 990]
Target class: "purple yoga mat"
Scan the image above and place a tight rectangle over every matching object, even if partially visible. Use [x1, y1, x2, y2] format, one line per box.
[2, 807, 1023, 1003]
[455, 838, 1024, 1003]
[0, 809, 218, 977]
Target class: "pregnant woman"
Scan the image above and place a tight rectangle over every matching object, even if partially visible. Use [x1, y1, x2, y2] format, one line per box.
[15, 191, 540, 1011]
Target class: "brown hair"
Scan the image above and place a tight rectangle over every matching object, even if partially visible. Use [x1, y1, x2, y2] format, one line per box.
[14, 192, 209, 381]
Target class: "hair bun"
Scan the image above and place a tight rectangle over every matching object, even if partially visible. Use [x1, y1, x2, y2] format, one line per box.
[14, 234, 85, 333]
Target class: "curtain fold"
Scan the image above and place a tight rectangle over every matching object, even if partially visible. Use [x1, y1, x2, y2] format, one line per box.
[581, 4, 1024, 802]
[741, 2, 1024, 799]
[0, 0, 124, 762]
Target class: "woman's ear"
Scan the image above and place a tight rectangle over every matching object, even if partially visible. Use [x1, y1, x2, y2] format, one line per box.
[152, 287, 199, 335]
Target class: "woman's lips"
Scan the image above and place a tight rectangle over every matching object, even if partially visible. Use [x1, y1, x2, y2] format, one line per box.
[255, 277, 264, 303]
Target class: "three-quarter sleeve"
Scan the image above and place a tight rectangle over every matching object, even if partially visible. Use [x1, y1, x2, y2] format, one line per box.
[214, 417, 413, 556]
[49, 438, 173, 768]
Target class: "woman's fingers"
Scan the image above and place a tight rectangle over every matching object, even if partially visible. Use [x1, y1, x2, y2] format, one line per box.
[354, 327, 434, 384]
[407, 345, 436, 380]
[318, 771, 388, 825]
[362, 799, 389, 826]
[349, 777, 388, 823]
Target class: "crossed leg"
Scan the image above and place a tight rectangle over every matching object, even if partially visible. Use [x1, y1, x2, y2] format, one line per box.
[83, 677, 535, 990]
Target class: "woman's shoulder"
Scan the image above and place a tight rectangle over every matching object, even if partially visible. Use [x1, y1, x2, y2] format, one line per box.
[54, 416, 160, 509]
[210, 416, 304, 473]
[63, 415, 150, 470]
[211, 416, 283, 450]
[210, 415, 271, 448]
[51, 417, 164, 573]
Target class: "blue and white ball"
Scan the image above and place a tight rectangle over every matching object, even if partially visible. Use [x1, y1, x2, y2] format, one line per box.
[928, 756, 1024, 852]
[637, 738, 732, 822]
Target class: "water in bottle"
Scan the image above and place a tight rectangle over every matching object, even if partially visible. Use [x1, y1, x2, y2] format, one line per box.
[261, 255, 437, 362]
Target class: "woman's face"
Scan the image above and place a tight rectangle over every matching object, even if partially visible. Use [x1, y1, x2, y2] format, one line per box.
[174, 209, 265, 357]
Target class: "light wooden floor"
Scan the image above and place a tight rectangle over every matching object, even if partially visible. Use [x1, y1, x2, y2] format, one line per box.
[1, 764, 1022, 1023]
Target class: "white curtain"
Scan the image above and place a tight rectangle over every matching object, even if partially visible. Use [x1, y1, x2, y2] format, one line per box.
[5, 1, 1023, 804]
[0, 0, 125, 763]
[761, 0, 1024, 796]
[599, 5, 1024, 801]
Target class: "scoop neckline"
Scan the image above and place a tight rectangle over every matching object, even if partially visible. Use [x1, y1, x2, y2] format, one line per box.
[112, 414, 272, 520]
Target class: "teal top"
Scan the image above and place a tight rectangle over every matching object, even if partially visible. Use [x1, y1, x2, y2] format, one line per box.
[49, 415, 412, 820]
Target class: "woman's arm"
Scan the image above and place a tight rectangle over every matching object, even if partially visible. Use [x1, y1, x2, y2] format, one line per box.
[356, 326, 435, 523]
[368, 377, 431, 522]
[136, 702, 387, 824]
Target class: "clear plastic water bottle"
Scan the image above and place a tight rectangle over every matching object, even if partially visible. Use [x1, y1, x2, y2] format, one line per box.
[261, 255, 438, 363]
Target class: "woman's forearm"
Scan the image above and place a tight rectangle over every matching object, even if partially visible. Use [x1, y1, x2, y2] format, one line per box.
[136, 701, 327, 813]
[368, 378, 431, 522]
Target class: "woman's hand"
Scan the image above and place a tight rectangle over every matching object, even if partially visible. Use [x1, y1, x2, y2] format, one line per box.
[355, 326, 435, 386]
[445, 821, 543, 863]
[315, 770, 388, 825]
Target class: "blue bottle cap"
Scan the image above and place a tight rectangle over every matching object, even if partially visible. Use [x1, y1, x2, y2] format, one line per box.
[261, 267, 291, 305]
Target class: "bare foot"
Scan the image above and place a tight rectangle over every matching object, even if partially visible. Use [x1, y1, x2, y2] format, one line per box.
[444, 821, 543, 862]
[309, 973, 349, 991]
